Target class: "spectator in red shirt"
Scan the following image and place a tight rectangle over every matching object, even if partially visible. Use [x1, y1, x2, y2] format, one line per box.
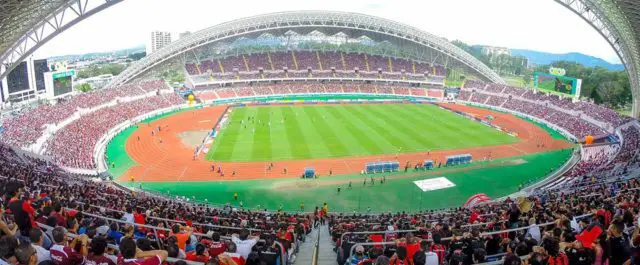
[205, 232, 227, 257]
[220, 242, 245, 265]
[49, 227, 88, 265]
[86, 237, 116, 265]
[118, 238, 167, 265]
[185, 244, 209, 262]
[51, 203, 67, 228]
[5, 182, 37, 239]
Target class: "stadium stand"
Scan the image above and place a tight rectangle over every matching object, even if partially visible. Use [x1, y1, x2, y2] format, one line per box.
[0, 80, 168, 148]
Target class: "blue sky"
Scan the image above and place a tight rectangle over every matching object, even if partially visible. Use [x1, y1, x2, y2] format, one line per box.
[34, 0, 621, 64]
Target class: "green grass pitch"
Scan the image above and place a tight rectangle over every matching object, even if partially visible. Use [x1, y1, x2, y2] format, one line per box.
[206, 104, 519, 162]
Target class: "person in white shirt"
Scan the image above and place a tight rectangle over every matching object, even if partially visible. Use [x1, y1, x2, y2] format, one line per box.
[29, 229, 51, 264]
[420, 241, 439, 265]
[231, 229, 259, 259]
[526, 218, 541, 243]
[122, 208, 134, 224]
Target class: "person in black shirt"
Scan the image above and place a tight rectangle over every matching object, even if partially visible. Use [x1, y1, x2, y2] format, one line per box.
[606, 220, 630, 265]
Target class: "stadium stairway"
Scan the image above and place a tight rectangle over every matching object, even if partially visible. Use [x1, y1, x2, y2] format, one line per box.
[295, 224, 336, 265]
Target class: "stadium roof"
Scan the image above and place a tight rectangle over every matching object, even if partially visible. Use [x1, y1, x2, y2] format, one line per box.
[555, 0, 640, 117]
[0, 0, 123, 81]
[0, 2, 639, 117]
[107, 11, 505, 87]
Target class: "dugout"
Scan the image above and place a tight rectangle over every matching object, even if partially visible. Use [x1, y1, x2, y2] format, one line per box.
[364, 161, 399, 174]
[303, 167, 315, 178]
[423, 160, 434, 170]
[445, 154, 472, 166]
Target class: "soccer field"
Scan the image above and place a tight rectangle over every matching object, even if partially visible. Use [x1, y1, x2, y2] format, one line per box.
[206, 104, 519, 162]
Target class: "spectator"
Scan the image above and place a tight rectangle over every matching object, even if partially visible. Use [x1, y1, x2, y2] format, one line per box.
[231, 230, 258, 260]
[5, 182, 36, 241]
[85, 237, 116, 265]
[0, 236, 19, 265]
[28, 229, 50, 264]
[118, 238, 167, 265]
[347, 245, 367, 265]
[49, 227, 88, 265]
[185, 244, 209, 262]
[170, 225, 192, 252]
[14, 243, 37, 265]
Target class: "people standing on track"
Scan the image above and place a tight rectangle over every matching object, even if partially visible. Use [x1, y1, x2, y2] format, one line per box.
[211, 164, 215, 172]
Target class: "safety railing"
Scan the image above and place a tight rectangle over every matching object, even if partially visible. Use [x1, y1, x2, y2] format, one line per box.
[344, 213, 593, 259]
[37, 223, 206, 265]
[72, 209, 290, 265]
[311, 228, 320, 265]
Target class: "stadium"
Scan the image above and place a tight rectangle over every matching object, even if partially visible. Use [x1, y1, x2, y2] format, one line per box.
[0, 4, 640, 265]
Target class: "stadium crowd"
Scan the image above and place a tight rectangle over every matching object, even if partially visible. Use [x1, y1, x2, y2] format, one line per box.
[45, 93, 184, 169]
[462, 81, 632, 130]
[0, 142, 308, 265]
[192, 83, 442, 101]
[184, 51, 447, 83]
[1, 80, 170, 148]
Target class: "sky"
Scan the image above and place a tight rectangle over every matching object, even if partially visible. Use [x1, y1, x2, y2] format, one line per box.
[34, 0, 621, 64]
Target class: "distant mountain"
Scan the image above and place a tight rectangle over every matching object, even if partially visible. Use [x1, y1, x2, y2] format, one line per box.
[510, 49, 624, 71]
[48, 45, 146, 62]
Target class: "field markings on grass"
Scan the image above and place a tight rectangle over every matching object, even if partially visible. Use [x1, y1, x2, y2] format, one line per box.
[281, 107, 313, 159]
[323, 106, 380, 156]
[251, 107, 273, 160]
[362, 105, 439, 150]
[332, 106, 395, 154]
[290, 106, 333, 158]
[342, 105, 414, 152]
[268, 107, 292, 160]
[209, 107, 247, 160]
[301, 106, 349, 157]
[413, 177, 456, 192]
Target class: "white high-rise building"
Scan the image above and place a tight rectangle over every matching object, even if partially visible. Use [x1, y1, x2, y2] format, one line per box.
[148, 31, 172, 54]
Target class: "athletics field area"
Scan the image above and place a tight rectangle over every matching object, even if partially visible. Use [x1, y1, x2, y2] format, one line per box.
[106, 101, 575, 212]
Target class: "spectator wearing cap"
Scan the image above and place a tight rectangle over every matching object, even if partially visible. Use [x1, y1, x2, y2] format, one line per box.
[231, 229, 258, 260]
[14, 243, 37, 265]
[49, 227, 88, 265]
[85, 237, 115, 265]
[118, 237, 167, 265]
[28, 229, 50, 264]
[347, 245, 367, 265]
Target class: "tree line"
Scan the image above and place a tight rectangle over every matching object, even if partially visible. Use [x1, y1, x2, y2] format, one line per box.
[451, 40, 632, 111]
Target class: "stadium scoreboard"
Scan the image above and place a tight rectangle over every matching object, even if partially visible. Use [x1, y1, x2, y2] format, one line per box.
[44, 69, 76, 99]
[533, 68, 582, 99]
